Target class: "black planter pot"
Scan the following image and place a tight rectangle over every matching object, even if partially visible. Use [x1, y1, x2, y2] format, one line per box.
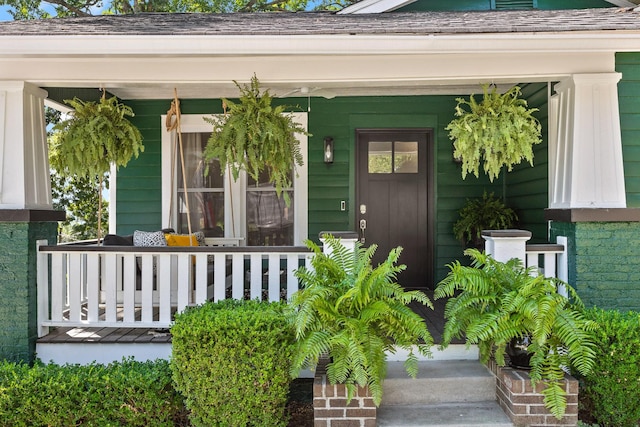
[506, 335, 532, 370]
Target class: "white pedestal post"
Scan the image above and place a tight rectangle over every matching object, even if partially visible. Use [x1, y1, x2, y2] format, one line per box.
[319, 231, 359, 257]
[482, 230, 532, 264]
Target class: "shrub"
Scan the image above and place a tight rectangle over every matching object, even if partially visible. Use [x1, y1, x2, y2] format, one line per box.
[171, 299, 295, 427]
[579, 308, 640, 427]
[0, 358, 185, 426]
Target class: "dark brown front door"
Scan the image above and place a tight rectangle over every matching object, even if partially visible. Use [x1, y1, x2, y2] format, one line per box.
[356, 129, 433, 289]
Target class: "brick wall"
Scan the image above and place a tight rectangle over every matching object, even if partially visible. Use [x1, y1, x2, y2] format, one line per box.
[0, 221, 57, 363]
[550, 221, 640, 311]
[487, 359, 578, 427]
[313, 365, 376, 427]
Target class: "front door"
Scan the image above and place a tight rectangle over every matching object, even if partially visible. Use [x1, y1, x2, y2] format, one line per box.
[356, 129, 433, 289]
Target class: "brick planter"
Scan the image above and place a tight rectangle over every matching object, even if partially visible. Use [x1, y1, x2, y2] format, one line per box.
[313, 361, 376, 427]
[487, 359, 578, 427]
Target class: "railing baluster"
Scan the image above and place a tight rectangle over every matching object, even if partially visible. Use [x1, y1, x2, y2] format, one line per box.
[232, 253, 244, 300]
[104, 253, 118, 323]
[86, 253, 100, 323]
[67, 253, 82, 322]
[176, 253, 191, 314]
[287, 254, 298, 299]
[50, 252, 65, 322]
[194, 253, 208, 305]
[213, 253, 226, 302]
[141, 254, 154, 323]
[250, 254, 262, 300]
[122, 254, 136, 323]
[158, 254, 172, 324]
[268, 254, 280, 302]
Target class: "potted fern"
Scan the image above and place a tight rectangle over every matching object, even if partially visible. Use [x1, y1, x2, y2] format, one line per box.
[446, 84, 542, 182]
[204, 75, 306, 205]
[288, 236, 434, 406]
[453, 191, 518, 249]
[435, 249, 598, 420]
[50, 93, 144, 239]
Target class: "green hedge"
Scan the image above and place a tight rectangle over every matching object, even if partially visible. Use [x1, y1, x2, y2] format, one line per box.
[580, 308, 640, 427]
[0, 358, 186, 426]
[171, 299, 296, 427]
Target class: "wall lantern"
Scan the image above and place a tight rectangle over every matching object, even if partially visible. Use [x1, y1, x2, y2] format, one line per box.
[324, 137, 334, 164]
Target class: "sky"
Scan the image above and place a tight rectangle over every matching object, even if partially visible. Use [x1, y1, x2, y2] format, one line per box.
[0, 6, 12, 21]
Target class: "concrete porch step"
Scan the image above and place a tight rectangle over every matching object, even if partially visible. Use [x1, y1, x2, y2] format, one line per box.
[383, 360, 496, 405]
[377, 401, 513, 427]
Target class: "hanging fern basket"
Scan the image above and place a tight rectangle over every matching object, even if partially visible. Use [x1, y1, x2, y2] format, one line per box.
[50, 93, 144, 239]
[203, 75, 307, 205]
[445, 84, 542, 182]
[50, 94, 144, 177]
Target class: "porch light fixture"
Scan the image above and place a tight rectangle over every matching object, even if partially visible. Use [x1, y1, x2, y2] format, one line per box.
[324, 137, 334, 164]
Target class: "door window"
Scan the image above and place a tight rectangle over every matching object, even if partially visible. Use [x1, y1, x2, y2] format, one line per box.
[368, 140, 418, 174]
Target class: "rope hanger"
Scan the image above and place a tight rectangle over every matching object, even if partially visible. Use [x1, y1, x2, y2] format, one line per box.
[165, 89, 194, 241]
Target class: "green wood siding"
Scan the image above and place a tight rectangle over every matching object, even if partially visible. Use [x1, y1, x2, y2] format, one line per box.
[506, 83, 549, 243]
[118, 93, 557, 285]
[397, 0, 612, 11]
[617, 53, 640, 208]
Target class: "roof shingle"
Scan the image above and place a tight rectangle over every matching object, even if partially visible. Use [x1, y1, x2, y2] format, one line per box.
[2, 8, 640, 36]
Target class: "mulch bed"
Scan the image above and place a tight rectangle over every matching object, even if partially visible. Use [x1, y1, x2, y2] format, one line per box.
[286, 378, 314, 427]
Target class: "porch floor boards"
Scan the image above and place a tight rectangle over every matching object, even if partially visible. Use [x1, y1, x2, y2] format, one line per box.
[37, 305, 173, 344]
[38, 291, 457, 346]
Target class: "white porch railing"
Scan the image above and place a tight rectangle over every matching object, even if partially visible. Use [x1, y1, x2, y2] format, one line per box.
[483, 230, 569, 297]
[37, 241, 313, 336]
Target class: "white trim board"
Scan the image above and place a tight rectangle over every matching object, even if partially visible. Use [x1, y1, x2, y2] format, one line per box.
[36, 342, 172, 365]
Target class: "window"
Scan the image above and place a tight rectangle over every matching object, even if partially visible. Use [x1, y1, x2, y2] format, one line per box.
[161, 114, 308, 246]
[169, 132, 225, 236]
[368, 140, 418, 174]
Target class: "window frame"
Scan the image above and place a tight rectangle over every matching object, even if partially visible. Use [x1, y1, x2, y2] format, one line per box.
[161, 113, 308, 246]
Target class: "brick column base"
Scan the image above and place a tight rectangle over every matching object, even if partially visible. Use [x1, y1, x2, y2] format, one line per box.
[313, 363, 376, 427]
[0, 210, 62, 363]
[487, 359, 578, 427]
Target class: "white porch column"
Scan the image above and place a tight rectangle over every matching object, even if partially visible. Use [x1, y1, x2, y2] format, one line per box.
[0, 81, 52, 209]
[549, 73, 626, 209]
[482, 230, 532, 264]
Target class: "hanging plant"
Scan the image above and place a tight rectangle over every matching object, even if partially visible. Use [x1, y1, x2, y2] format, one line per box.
[203, 75, 307, 205]
[446, 84, 542, 182]
[50, 93, 144, 239]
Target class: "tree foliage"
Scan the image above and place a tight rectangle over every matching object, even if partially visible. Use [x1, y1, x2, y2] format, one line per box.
[446, 84, 542, 182]
[0, 0, 354, 20]
[289, 236, 434, 406]
[51, 171, 109, 242]
[46, 107, 108, 242]
[435, 249, 598, 419]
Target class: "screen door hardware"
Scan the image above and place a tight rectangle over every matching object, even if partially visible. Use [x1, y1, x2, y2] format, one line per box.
[360, 204, 367, 215]
[340, 200, 346, 211]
